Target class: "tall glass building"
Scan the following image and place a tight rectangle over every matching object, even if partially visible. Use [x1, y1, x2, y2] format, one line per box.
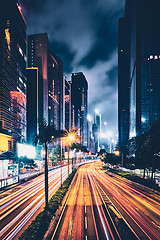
[119, 0, 160, 151]
[0, 0, 27, 153]
[28, 33, 64, 130]
[71, 72, 88, 147]
[64, 77, 71, 130]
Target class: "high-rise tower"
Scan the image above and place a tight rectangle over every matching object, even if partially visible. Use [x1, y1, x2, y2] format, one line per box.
[0, 0, 27, 152]
[71, 72, 88, 147]
[118, 0, 160, 153]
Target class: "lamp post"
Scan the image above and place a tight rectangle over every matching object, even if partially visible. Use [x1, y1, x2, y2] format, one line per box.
[115, 150, 123, 170]
[67, 145, 70, 178]
[64, 131, 76, 178]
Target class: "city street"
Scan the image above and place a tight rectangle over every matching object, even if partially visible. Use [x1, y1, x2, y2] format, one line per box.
[53, 162, 160, 240]
[0, 0, 160, 239]
[0, 166, 70, 240]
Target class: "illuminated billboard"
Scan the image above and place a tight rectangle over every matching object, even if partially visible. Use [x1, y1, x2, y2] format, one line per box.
[17, 143, 36, 159]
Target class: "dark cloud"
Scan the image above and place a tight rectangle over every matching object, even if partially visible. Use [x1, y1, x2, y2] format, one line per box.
[18, 0, 44, 14]
[19, 0, 125, 135]
[50, 41, 75, 74]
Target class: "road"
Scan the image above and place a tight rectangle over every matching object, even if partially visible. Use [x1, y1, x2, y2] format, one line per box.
[0, 165, 70, 240]
[52, 162, 160, 240]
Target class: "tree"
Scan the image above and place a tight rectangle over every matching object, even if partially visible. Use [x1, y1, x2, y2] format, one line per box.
[101, 153, 121, 165]
[135, 118, 160, 181]
[49, 145, 64, 166]
[34, 119, 64, 208]
[20, 156, 35, 167]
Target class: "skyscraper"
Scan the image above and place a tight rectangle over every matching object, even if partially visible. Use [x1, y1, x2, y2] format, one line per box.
[28, 33, 64, 130]
[26, 68, 43, 144]
[94, 111, 101, 152]
[118, 17, 130, 153]
[92, 123, 98, 154]
[119, 0, 160, 151]
[0, 0, 27, 153]
[28, 33, 49, 123]
[48, 50, 64, 130]
[71, 72, 88, 147]
[64, 77, 71, 130]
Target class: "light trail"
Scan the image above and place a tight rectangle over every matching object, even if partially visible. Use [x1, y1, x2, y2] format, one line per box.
[88, 170, 114, 240]
[0, 166, 70, 240]
[90, 162, 160, 240]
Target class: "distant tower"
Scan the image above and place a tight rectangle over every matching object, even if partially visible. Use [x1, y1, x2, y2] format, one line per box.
[64, 76, 71, 130]
[71, 72, 88, 147]
[94, 110, 101, 152]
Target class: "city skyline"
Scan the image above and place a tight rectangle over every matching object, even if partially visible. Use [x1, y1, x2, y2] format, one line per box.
[1, 1, 160, 240]
[18, 0, 125, 134]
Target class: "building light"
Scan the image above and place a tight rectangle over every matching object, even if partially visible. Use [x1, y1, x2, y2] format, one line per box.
[24, 55, 27, 62]
[19, 46, 23, 57]
[19, 77, 23, 83]
[141, 117, 146, 123]
[5, 28, 11, 52]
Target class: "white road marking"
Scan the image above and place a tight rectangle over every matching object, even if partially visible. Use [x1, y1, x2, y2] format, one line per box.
[85, 216, 87, 229]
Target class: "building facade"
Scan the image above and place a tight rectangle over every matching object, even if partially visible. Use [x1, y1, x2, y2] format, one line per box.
[27, 33, 64, 130]
[119, 0, 160, 153]
[28, 33, 49, 124]
[26, 68, 43, 144]
[64, 77, 71, 130]
[0, 0, 27, 153]
[118, 17, 130, 153]
[71, 72, 88, 147]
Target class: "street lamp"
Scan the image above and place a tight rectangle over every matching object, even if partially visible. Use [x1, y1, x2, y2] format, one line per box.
[115, 150, 123, 168]
[63, 129, 80, 178]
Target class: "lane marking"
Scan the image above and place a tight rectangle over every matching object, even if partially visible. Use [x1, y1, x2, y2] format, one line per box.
[85, 216, 87, 229]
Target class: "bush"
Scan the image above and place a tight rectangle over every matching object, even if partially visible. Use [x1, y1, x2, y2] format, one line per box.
[108, 169, 160, 192]
[19, 168, 77, 240]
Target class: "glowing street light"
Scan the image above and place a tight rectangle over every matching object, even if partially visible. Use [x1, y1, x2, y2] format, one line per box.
[69, 134, 74, 140]
[63, 129, 80, 178]
[115, 150, 123, 167]
[115, 150, 120, 156]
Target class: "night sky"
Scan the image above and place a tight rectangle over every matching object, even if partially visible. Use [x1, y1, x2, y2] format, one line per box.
[19, 0, 125, 135]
